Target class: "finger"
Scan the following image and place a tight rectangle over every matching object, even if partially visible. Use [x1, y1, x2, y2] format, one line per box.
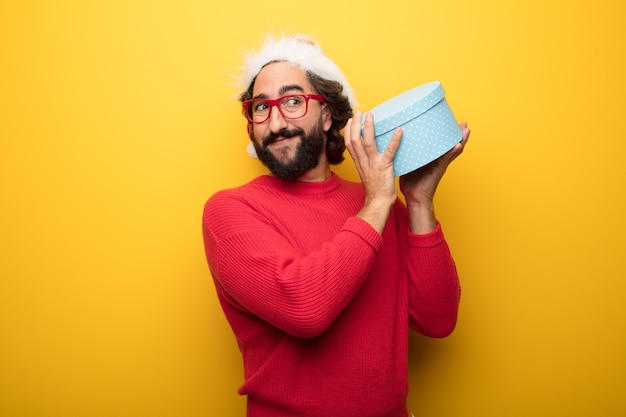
[346, 111, 367, 168]
[350, 111, 364, 143]
[344, 118, 358, 161]
[383, 127, 403, 161]
[344, 117, 354, 147]
[459, 121, 471, 145]
[362, 112, 377, 150]
[441, 121, 469, 163]
[345, 115, 363, 148]
[441, 130, 468, 164]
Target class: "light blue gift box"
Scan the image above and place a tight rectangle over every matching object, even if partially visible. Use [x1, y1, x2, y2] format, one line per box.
[365, 81, 462, 176]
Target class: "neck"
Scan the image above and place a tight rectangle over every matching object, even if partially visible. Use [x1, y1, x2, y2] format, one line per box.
[297, 166, 331, 182]
[296, 154, 331, 182]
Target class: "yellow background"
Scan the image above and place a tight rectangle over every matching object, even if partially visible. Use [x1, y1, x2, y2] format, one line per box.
[1, 1, 625, 416]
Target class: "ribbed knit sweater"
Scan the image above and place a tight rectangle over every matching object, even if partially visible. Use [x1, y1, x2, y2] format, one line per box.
[202, 173, 460, 417]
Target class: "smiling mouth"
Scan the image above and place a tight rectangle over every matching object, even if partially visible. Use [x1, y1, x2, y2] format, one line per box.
[266, 135, 298, 147]
[263, 129, 304, 147]
[273, 136, 292, 143]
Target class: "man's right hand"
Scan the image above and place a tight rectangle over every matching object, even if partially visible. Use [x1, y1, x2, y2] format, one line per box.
[344, 111, 404, 234]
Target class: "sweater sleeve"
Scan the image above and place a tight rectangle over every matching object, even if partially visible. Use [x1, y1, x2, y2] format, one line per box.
[203, 190, 383, 339]
[394, 201, 461, 338]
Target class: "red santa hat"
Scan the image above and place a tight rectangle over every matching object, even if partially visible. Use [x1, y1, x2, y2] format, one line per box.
[237, 33, 356, 106]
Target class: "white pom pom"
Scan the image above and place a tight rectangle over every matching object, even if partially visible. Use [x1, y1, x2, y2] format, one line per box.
[246, 142, 258, 159]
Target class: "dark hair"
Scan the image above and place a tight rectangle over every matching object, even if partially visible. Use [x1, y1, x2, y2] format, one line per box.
[239, 66, 353, 165]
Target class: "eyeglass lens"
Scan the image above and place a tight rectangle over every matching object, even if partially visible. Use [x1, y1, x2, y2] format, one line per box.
[250, 95, 309, 123]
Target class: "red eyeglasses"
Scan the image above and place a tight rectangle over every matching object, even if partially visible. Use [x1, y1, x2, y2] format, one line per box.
[242, 94, 326, 124]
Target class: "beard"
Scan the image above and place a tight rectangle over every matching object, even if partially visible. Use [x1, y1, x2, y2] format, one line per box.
[251, 118, 326, 182]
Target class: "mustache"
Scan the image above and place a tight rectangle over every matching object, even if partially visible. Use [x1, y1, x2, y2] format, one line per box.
[262, 128, 304, 147]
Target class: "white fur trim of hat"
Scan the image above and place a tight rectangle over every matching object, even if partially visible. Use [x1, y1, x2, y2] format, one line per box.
[238, 34, 356, 158]
[238, 33, 356, 107]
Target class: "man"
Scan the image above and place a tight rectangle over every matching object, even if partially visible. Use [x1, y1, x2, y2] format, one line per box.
[203, 34, 470, 417]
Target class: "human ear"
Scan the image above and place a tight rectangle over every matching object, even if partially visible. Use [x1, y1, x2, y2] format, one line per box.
[322, 105, 332, 132]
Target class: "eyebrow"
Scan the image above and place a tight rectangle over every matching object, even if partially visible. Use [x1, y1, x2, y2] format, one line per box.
[253, 84, 306, 100]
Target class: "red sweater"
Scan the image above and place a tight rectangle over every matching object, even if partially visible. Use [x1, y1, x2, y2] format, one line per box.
[202, 173, 460, 417]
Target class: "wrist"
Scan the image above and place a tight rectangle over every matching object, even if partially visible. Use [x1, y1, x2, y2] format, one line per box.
[357, 197, 394, 235]
[406, 200, 437, 234]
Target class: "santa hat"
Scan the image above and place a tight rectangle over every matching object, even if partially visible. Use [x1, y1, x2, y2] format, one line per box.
[237, 33, 356, 106]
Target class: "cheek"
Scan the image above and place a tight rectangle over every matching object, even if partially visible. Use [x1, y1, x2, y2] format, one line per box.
[249, 124, 265, 142]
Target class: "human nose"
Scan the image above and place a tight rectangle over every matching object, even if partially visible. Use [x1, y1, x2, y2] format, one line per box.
[267, 103, 288, 133]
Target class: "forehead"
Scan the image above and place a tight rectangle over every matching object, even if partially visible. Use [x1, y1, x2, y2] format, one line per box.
[252, 61, 313, 98]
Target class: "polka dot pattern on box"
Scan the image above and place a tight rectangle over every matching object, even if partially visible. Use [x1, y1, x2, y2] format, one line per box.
[364, 81, 462, 176]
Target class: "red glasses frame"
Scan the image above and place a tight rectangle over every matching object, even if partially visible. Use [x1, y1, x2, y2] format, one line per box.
[242, 94, 327, 124]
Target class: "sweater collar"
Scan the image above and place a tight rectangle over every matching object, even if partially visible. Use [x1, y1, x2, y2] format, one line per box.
[254, 172, 343, 195]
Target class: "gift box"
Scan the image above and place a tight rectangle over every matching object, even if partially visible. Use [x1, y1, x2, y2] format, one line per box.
[365, 81, 462, 176]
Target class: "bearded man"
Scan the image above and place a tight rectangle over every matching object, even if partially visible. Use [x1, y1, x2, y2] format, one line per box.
[202, 34, 471, 417]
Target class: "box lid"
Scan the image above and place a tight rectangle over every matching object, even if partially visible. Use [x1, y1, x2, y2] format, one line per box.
[369, 81, 445, 136]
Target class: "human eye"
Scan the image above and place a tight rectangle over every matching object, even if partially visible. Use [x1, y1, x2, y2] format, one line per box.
[282, 95, 305, 110]
[252, 101, 269, 113]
